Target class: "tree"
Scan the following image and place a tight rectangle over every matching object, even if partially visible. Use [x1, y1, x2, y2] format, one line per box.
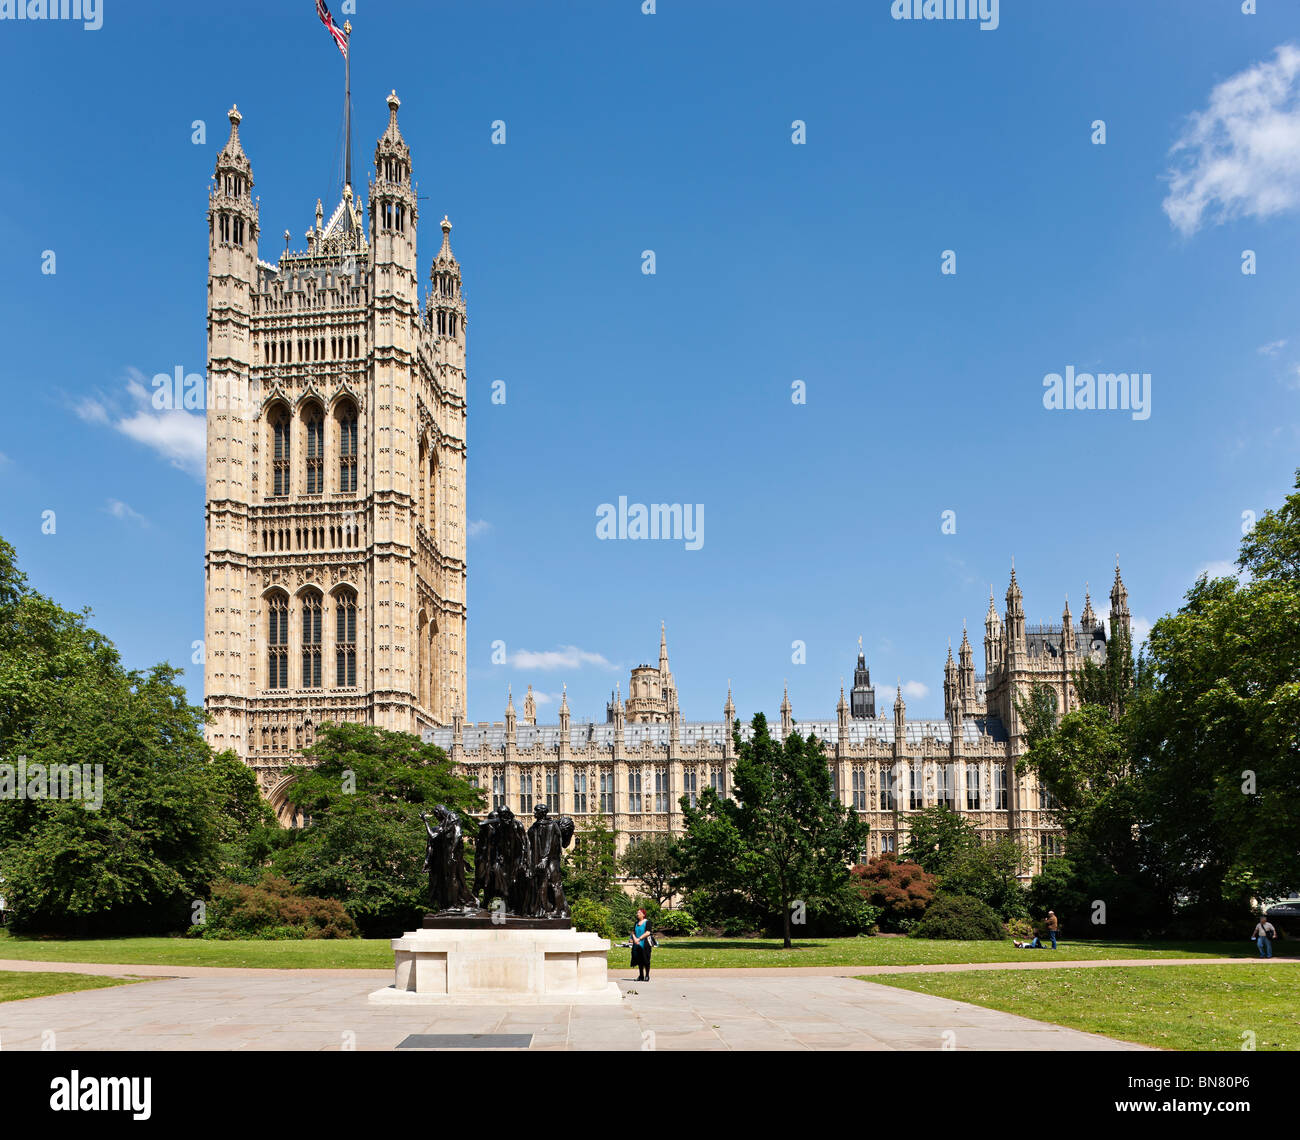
[620, 833, 680, 907]
[0, 536, 223, 934]
[677, 713, 866, 948]
[900, 805, 977, 878]
[1015, 682, 1059, 749]
[938, 836, 1029, 920]
[206, 749, 282, 883]
[1075, 622, 1136, 719]
[273, 722, 484, 936]
[565, 812, 618, 903]
[851, 853, 936, 932]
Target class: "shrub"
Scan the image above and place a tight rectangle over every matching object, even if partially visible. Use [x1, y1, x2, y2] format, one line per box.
[606, 890, 639, 938]
[910, 894, 1004, 941]
[722, 915, 753, 938]
[1005, 917, 1035, 941]
[654, 909, 699, 937]
[199, 875, 357, 939]
[851, 854, 937, 933]
[570, 898, 613, 940]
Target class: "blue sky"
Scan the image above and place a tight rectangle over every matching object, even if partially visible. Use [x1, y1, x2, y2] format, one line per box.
[1, 0, 1299, 726]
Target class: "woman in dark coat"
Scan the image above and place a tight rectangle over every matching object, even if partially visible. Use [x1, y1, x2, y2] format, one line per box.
[631, 907, 653, 981]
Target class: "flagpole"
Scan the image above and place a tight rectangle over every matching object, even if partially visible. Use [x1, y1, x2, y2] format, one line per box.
[343, 19, 352, 192]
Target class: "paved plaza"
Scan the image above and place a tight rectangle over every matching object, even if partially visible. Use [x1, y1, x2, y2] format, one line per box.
[0, 961, 1166, 1051]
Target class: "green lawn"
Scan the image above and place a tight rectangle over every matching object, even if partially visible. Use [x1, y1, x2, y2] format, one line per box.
[609, 936, 1287, 969]
[0, 928, 1283, 970]
[0, 970, 144, 1004]
[864, 964, 1299, 1051]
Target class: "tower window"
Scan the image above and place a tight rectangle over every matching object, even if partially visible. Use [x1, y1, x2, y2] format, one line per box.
[880, 767, 896, 811]
[628, 770, 642, 814]
[271, 409, 290, 496]
[267, 593, 288, 690]
[301, 592, 322, 688]
[339, 405, 358, 493]
[305, 407, 324, 494]
[335, 589, 357, 687]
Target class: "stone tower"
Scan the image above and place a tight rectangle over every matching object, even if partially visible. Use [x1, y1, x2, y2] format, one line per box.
[203, 94, 468, 814]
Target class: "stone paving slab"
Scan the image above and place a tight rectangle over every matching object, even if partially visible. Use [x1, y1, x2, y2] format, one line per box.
[0, 968, 1184, 1050]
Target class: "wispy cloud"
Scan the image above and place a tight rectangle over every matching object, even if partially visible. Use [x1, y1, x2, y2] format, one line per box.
[1164, 43, 1300, 235]
[1258, 339, 1288, 356]
[73, 368, 205, 480]
[468, 519, 492, 538]
[509, 645, 619, 672]
[104, 498, 149, 527]
[877, 680, 929, 704]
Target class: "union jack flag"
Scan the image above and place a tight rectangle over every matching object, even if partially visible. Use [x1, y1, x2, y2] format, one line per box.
[316, 0, 349, 58]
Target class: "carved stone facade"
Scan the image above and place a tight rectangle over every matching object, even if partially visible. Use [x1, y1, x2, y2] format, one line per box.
[203, 94, 468, 810]
[432, 570, 1131, 880]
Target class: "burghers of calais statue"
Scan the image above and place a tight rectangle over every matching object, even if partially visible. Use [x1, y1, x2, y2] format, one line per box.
[421, 805, 477, 912]
[528, 804, 576, 918]
[421, 803, 573, 919]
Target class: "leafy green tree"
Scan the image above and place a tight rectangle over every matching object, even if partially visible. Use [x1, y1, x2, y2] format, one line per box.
[1075, 622, 1136, 718]
[619, 833, 680, 907]
[938, 836, 1029, 920]
[273, 722, 484, 936]
[677, 713, 866, 948]
[1015, 683, 1060, 749]
[900, 805, 977, 878]
[1132, 566, 1300, 910]
[565, 813, 618, 903]
[0, 536, 223, 934]
[206, 749, 281, 882]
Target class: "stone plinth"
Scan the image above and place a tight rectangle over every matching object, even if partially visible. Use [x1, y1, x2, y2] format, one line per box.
[368, 924, 621, 1005]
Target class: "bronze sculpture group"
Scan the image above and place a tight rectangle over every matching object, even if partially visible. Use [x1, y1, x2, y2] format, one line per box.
[421, 803, 576, 919]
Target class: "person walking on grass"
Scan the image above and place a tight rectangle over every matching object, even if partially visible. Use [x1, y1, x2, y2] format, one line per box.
[1253, 915, 1277, 959]
[631, 907, 653, 981]
[1046, 910, 1059, 950]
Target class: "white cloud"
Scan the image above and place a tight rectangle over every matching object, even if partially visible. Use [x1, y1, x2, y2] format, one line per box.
[467, 519, 492, 538]
[1164, 44, 1300, 235]
[509, 645, 619, 672]
[115, 409, 206, 479]
[74, 398, 109, 424]
[104, 498, 149, 527]
[73, 369, 206, 480]
[1196, 560, 1243, 582]
[877, 681, 929, 704]
[1258, 339, 1288, 356]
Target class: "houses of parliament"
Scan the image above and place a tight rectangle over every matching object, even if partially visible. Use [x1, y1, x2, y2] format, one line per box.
[203, 95, 1132, 877]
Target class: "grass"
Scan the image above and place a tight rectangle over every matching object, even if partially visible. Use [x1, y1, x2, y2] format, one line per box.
[0, 928, 1283, 970]
[606, 936, 1288, 970]
[0, 970, 144, 1004]
[864, 964, 1300, 1050]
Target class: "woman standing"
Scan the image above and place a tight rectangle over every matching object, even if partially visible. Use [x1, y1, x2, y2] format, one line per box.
[631, 907, 653, 981]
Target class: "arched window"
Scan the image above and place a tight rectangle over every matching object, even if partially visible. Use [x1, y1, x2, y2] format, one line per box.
[305, 406, 324, 494]
[416, 611, 426, 708]
[270, 408, 291, 496]
[427, 447, 437, 530]
[267, 592, 289, 689]
[336, 589, 357, 687]
[338, 403, 358, 493]
[417, 437, 427, 531]
[302, 591, 322, 688]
